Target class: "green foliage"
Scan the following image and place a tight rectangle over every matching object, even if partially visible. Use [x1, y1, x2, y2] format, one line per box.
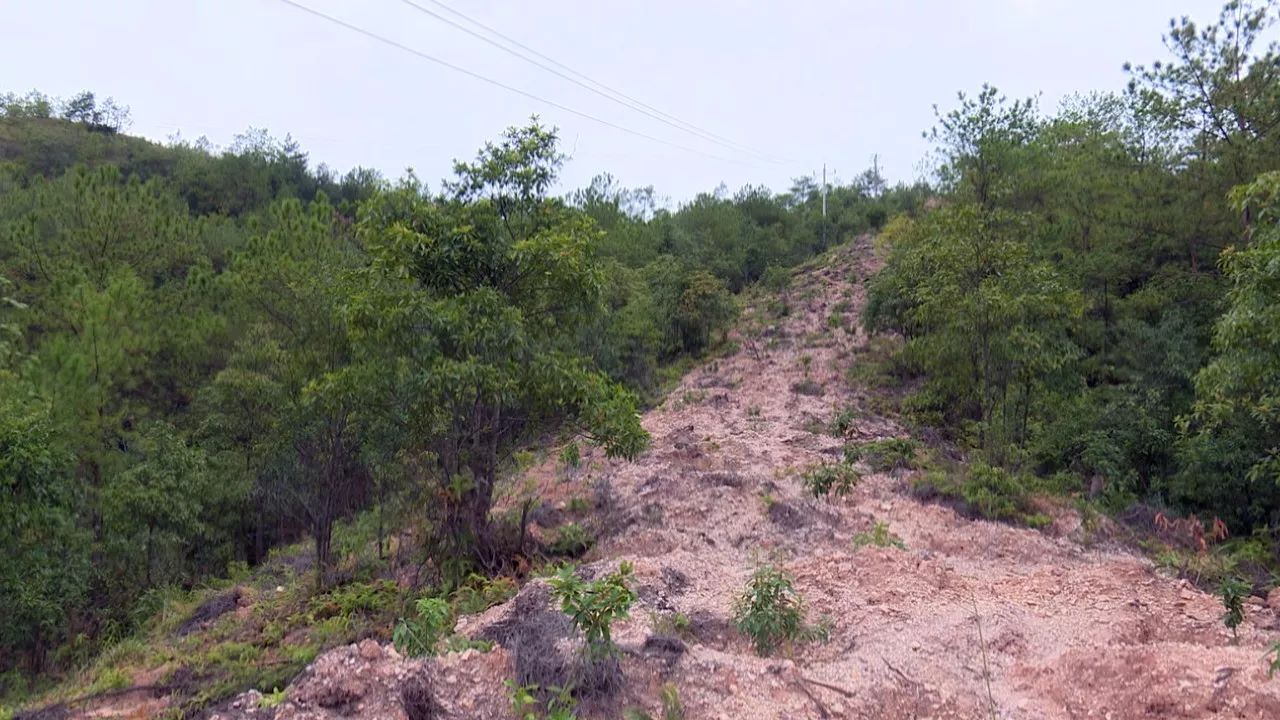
[559, 442, 581, 469]
[731, 564, 824, 656]
[912, 464, 1050, 529]
[451, 573, 518, 615]
[844, 438, 919, 472]
[1218, 577, 1250, 640]
[853, 521, 906, 550]
[830, 407, 857, 436]
[259, 687, 287, 709]
[548, 562, 636, 661]
[799, 462, 860, 501]
[506, 680, 577, 720]
[861, 1, 1280, 545]
[1269, 642, 1280, 679]
[392, 597, 455, 658]
[548, 523, 594, 559]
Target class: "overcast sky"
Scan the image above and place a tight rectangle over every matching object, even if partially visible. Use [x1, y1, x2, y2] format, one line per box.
[2, 0, 1230, 202]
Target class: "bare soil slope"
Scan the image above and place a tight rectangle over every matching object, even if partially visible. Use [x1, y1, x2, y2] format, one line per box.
[217, 236, 1280, 720]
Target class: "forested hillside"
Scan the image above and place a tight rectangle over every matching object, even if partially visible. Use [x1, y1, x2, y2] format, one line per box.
[5, 1, 1280, 717]
[0, 88, 917, 701]
[865, 0, 1280, 544]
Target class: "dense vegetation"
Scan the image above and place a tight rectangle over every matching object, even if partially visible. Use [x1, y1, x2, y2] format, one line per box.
[0, 89, 914, 694]
[866, 1, 1280, 553]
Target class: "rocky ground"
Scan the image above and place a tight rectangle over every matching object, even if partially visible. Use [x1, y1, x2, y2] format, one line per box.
[195, 237, 1280, 718]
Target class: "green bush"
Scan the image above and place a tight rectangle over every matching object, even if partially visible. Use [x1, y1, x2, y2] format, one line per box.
[852, 521, 905, 550]
[911, 464, 1050, 529]
[731, 564, 823, 656]
[548, 562, 636, 662]
[451, 574, 518, 615]
[1218, 577, 1249, 641]
[800, 463, 859, 501]
[843, 438, 918, 472]
[392, 597, 454, 657]
[548, 523, 594, 558]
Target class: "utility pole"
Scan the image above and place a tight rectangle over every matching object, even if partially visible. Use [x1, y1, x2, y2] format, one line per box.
[822, 164, 828, 219]
[821, 164, 830, 247]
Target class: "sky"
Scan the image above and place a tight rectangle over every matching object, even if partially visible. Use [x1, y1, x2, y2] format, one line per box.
[0, 0, 1231, 203]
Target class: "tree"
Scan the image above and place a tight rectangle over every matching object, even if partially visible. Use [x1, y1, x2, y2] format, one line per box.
[101, 424, 220, 589]
[0, 389, 89, 673]
[1184, 171, 1280, 527]
[218, 195, 367, 585]
[349, 124, 648, 576]
[927, 85, 1041, 211]
[870, 205, 1082, 459]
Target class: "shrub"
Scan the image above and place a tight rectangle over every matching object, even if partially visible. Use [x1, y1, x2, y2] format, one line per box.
[560, 443, 581, 469]
[830, 407, 857, 437]
[259, 687, 287, 709]
[800, 463, 859, 501]
[451, 573, 518, 615]
[548, 562, 637, 662]
[732, 564, 822, 656]
[963, 463, 1031, 523]
[392, 597, 454, 657]
[1269, 642, 1280, 678]
[913, 463, 1050, 529]
[1218, 577, 1249, 641]
[843, 438, 918, 472]
[548, 523, 594, 558]
[853, 521, 906, 550]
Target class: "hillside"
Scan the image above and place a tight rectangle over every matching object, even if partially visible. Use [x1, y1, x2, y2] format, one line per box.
[29, 236, 1277, 719]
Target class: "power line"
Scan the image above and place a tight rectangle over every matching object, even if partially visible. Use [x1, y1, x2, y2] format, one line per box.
[395, 0, 784, 164]
[268, 0, 758, 166]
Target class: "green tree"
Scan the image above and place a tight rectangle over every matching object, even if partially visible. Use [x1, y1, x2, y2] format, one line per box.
[349, 124, 648, 575]
[1184, 171, 1280, 527]
[0, 389, 89, 673]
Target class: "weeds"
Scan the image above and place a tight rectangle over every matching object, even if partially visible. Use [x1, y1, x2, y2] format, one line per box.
[1269, 642, 1280, 678]
[853, 521, 906, 550]
[650, 611, 693, 640]
[507, 680, 577, 720]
